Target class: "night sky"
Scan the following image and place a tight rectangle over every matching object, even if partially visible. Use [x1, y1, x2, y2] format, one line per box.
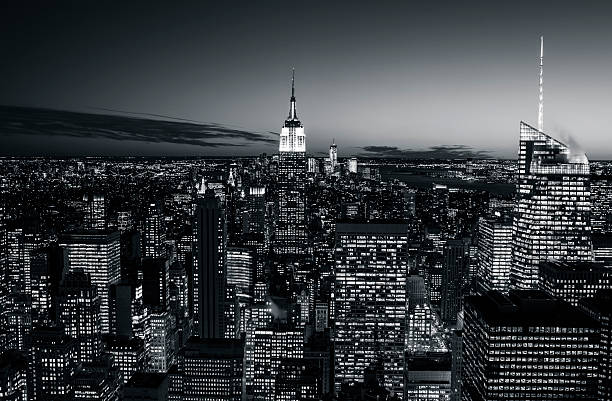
[1, 0, 611, 158]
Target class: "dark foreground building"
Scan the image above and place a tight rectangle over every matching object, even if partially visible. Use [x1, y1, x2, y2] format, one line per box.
[462, 290, 600, 401]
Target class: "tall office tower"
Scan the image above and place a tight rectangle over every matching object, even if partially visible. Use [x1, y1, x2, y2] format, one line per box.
[334, 223, 408, 396]
[462, 290, 600, 401]
[246, 325, 303, 400]
[404, 352, 452, 401]
[168, 261, 189, 318]
[193, 189, 226, 339]
[124, 372, 168, 401]
[538, 260, 612, 306]
[275, 70, 308, 255]
[274, 358, 322, 400]
[144, 202, 166, 258]
[169, 337, 244, 401]
[511, 122, 592, 290]
[246, 187, 266, 234]
[579, 290, 612, 401]
[83, 193, 106, 230]
[59, 230, 121, 334]
[591, 174, 612, 234]
[0, 350, 28, 401]
[441, 240, 469, 325]
[148, 310, 176, 373]
[511, 40, 592, 289]
[329, 139, 338, 172]
[58, 270, 102, 363]
[29, 327, 77, 401]
[142, 257, 169, 310]
[104, 335, 146, 385]
[476, 216, 512, 293]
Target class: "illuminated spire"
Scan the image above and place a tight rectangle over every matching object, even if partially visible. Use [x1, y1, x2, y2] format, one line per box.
[538, 36, 544, 132]
[289, 68, 297, 120]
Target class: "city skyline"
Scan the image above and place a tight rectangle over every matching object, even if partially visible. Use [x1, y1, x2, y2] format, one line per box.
[3, 2, 612, 401]
[2, 1, 612, 158]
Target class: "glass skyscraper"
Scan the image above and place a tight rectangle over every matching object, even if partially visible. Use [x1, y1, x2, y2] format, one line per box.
[511, 122, 592, 290]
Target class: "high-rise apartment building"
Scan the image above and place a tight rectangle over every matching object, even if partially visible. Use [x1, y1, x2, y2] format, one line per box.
[83, 193, 106, 230]
[144, 202, 166, 258]
[334, 223, 408, 396]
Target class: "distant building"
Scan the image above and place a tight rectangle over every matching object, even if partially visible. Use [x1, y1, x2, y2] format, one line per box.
[142, 257, 170, 310]
[83, 193, 106, 230]
[462, 290, 600, 400]
[143, 202, 166, 258]
[329, 140, 338, 172]
[348, 158, 358, 174]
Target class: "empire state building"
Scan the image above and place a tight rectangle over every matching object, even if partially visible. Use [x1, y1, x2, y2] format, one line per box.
[274, 70, 308, 255]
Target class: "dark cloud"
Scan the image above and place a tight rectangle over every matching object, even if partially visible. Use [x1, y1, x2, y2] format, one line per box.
[0, 105, 278, 148]
[361, 145, 491, 159]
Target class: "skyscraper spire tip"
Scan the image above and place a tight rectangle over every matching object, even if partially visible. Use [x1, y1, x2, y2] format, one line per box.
[538, 36, 544, 132]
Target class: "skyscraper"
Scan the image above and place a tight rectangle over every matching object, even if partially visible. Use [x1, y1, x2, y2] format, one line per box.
[192, 189, 226, 339]
[441, 239, 469, 325]
[58, 269, 102, 364]
[477, 215, 512, 293]
[83, 193, 106, 230]
[29, 327, 77, 400]
[510, 39, 592, 290]
[59, 230, 121, 334]
[144, 202, 166, 258]
[334, 223, 408, 396]
[329, 139, 338, 172]
[462, 290, 600, 401]
[275, 69, 308, 255]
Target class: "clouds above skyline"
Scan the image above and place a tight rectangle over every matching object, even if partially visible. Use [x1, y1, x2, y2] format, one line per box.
[0, 106, 277, 155]
[361, 145, 491, 159]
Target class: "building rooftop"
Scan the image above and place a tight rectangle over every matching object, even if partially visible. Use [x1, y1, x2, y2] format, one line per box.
[466, 290, 598, 328]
